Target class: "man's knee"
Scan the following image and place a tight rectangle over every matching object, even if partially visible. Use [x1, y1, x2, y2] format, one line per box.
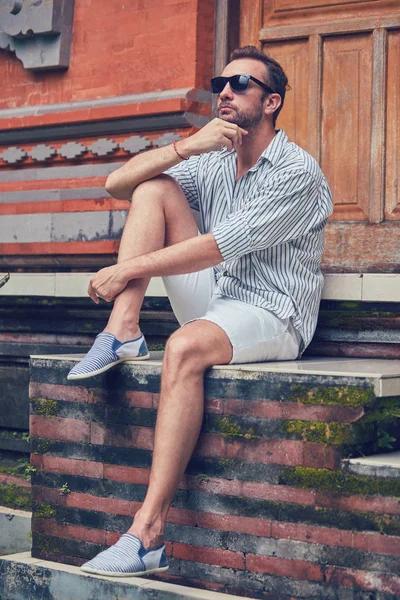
[130, 175, 182, 204]
[164, 330, 207, 375]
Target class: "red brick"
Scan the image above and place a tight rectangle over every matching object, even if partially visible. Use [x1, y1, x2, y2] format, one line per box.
[246, 554, 323, 582]
[172, 542, 245, 570]
[220, 399, 363, 424]
[103, 464, 149, 485]
[303, 442, 341, 470]
[33, 518, 106, 545]
[317, 492, 400, 516]
[34, 485, 139, 517]
[29, 382, 106, 404]
[204, 398, 223, 414]
[89, 424, 154, 449]
[195, 512, 272, 537]
[0, 473, 31, 488]
[271, 521, 353, 548]
[30, 415, 90, 443]
[280, 403, 364, 423]
[353, 531, 400, 556]
[125, 391, 153, 408]
[325, 566, 400, 595]
[37, 456, 103, 479]
[197, 435, 305, 466]
[167, 507, 198, 527]
[241, 481, 316, 505]
[105, 531, 121, 546]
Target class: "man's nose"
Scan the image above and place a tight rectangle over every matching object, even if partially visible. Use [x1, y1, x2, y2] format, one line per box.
[220, 82, 233, 100]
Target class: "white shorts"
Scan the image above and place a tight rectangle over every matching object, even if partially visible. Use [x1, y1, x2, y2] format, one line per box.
[163, 268, 301, 364]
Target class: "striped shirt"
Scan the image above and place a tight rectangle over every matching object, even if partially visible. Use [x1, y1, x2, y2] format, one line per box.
[166, 130, 333, 352]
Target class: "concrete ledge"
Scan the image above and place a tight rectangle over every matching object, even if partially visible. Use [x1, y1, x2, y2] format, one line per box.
[30, 353, 400, 398]
[2, 272, 400, 302]
[0, 552, 250, 600]
[345, 451, 400, 479]
[0, 508, 31, 555]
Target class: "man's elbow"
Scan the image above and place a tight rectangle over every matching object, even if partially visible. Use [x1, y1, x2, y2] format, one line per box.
[105, 170, 133, 200]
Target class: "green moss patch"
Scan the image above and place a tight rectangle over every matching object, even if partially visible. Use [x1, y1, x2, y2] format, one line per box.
[280, 466, 400, 497]
[31, 399, 57, 416]
[33, 503, 56, 519]
[215, 416, 257, 439]
[0, 483, 31, 510]
[289, 384, 375, 407]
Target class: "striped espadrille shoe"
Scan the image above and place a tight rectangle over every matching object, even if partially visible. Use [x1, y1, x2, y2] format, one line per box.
[67, 332, 150, 381]
[80, 533, 168, 577]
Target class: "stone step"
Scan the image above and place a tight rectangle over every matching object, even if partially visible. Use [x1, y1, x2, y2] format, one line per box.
[345, 450, 400, 479]
[0, 551, 251, 600]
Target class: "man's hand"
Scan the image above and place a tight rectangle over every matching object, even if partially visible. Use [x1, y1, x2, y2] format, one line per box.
[178, 118, 248, 157]
[88, 264, 129, 304]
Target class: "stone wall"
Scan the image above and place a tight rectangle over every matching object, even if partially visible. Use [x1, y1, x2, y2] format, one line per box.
[28, 357, 400, 599]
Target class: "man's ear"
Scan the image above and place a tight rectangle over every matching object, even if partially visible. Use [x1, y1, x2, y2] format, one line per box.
[264, 93, 281, 117]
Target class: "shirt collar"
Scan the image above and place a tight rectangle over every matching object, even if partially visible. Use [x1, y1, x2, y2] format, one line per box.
[219, 129, 288, 168]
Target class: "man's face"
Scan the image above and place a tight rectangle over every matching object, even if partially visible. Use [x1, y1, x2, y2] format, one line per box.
[217, 58, 269, 131]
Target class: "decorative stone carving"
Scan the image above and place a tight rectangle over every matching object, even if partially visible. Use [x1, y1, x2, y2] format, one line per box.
[88, 138, 119, 157]
[121, 136, 151, 154]
[30, 144, 57, 162]
[154, 132, 182, 147]
[58, 141, 87, 160]
[0, 146, 27, 163]
[0, 133, 183, 165]
[0, 0, 75, 70]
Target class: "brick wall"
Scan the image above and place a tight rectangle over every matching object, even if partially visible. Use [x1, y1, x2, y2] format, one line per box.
[28, 358, 400, 599]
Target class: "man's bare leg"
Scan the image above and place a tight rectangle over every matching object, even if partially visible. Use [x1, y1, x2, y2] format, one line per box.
[104, 175, 199, 342]
[128, 319, 232, 548]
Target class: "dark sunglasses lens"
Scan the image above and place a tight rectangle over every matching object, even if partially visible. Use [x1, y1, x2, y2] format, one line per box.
[211, 77, 226, 93]
[230, 75, 249, 92]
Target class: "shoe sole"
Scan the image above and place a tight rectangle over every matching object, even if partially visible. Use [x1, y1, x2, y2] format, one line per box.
[80, 565, 169, 577]
[67, 354, 150, 381]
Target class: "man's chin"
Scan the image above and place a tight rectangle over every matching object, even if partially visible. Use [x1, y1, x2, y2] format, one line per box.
[219, 112, 238, 123]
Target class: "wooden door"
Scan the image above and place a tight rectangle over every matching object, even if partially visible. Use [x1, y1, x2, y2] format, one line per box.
[239, 0, 400, 272]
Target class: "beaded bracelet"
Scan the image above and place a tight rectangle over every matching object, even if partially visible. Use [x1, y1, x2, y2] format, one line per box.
[173, 140, 188, 161]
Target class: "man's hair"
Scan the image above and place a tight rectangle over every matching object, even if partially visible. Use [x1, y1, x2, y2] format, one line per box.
[229, 45, 289, 125]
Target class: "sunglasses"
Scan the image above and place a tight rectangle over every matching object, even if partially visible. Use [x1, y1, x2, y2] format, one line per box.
[210, 74, 276, 95]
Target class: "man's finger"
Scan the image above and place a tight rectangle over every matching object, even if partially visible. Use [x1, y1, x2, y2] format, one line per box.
[88, 283, 100, 304]
[222, 136, 233, 151]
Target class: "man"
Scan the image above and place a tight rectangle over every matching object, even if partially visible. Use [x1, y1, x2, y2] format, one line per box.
[72, 46, 333, 577]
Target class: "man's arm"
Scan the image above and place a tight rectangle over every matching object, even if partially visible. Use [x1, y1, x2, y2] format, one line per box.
[88, 233, 222, 303]
[105, 119, 247, 200]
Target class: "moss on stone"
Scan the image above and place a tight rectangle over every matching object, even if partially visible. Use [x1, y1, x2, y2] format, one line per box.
[33, 503, 56, 519]
[215, 416, 257, 439]
[33, 440, 55, 455]
[283, 420, 356, 445]
[289, 384, 375, 407]
[34, 533, 59, 553]
[281, 466, 400, 497]
[31, 398, 57, 416]
[0, 483, 31, 510]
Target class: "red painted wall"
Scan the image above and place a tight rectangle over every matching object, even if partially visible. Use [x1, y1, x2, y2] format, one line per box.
[0, 0, 215, 109]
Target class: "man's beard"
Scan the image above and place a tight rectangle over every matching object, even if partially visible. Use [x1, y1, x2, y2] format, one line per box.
[218, 101, 264, 131]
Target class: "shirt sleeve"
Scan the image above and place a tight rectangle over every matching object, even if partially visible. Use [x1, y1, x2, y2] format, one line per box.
[164, 155, 200, 211]
[212, 169, 324, 262]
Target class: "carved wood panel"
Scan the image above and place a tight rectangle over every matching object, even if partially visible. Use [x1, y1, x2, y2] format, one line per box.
[263, 39, 310, 154]
[385, 29, 400, 220]
[321, 34, 372, 221]
[240, 0, 400, 226]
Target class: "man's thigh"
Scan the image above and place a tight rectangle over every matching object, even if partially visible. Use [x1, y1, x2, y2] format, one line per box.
[163, 265, 216, 326]
[198, 297, 300, 364]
